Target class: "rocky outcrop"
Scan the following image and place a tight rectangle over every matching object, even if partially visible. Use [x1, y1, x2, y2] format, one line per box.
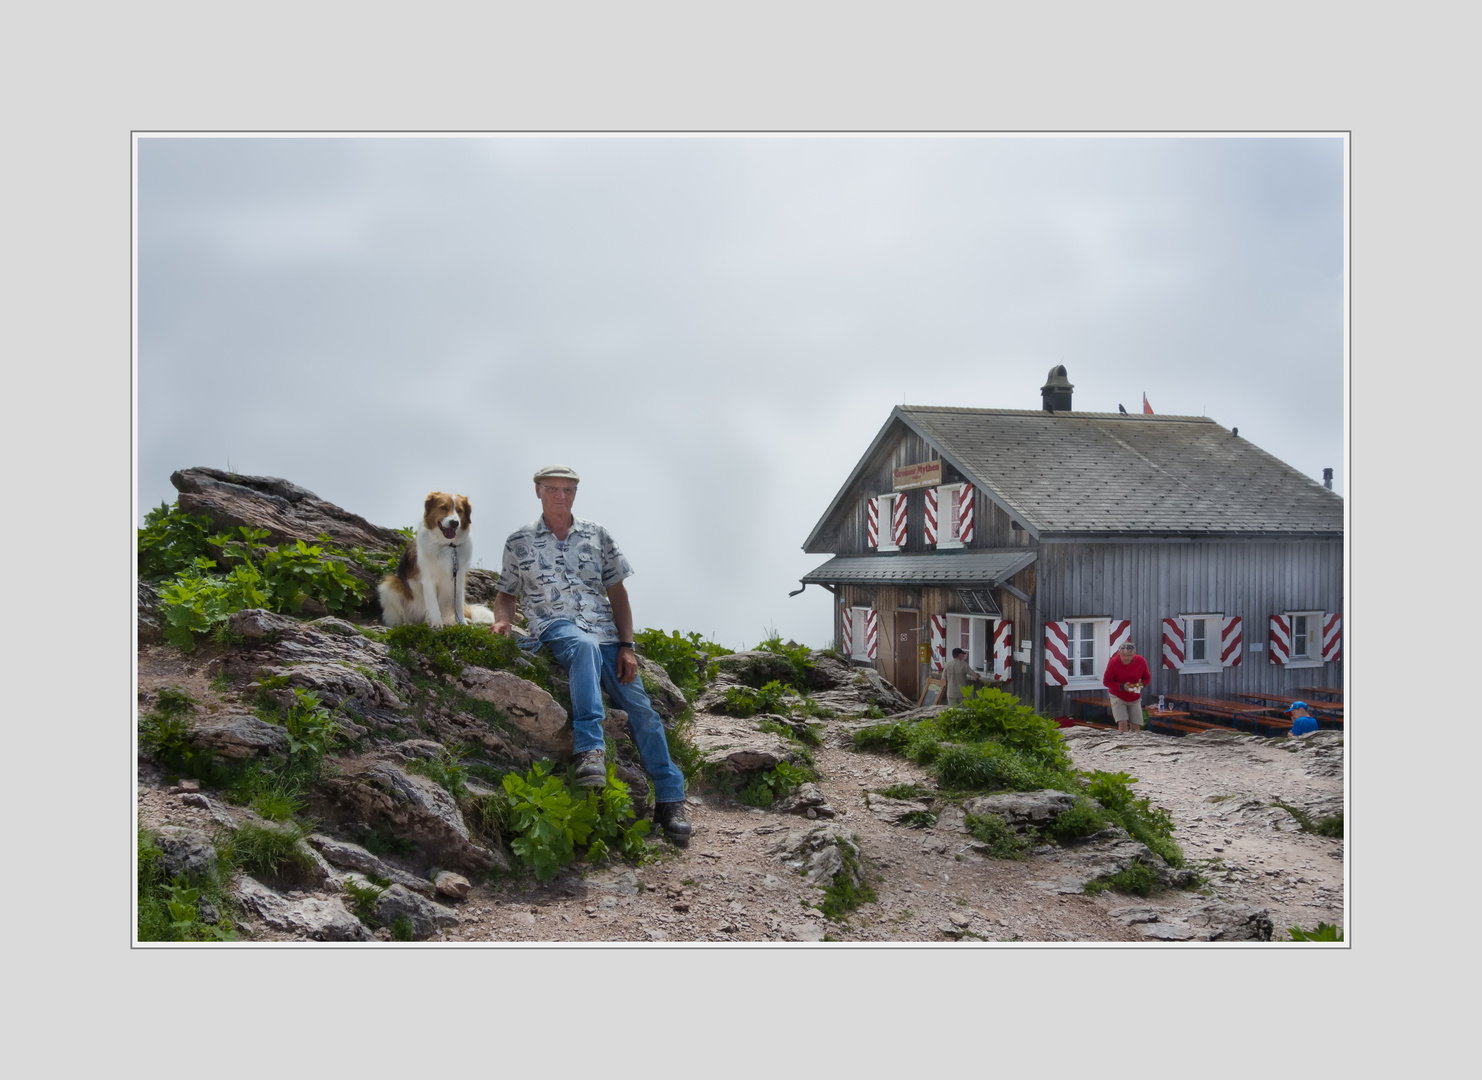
[772, 825, 865, 888]
[864, 793, 933, 824]
[154, 826, 217, 879]
[171, 467, 403, 553]
[635, 656, 687, 722]
[803, 652, 853, 690]
[371, 884, 461, 939]
[1110, 901, 1274, 942]
[689, 717, 793, 774]
[324, 758, 508, 874]
[713, 650, 799, 688]
[455, 668, 569, 754]
[234, 876, 371, 941]
[224, 614, 408, 714]
[774, 782, 835, 818]
[138, 581, 163, 643]
[188, 713, 291, 759]
[962, 789, 1078, 828]
[306, 834, 435, 896]
[1028, 833, 1197, 894]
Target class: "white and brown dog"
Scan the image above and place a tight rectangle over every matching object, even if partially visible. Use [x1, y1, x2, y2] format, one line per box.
[378, 491, 495, 627]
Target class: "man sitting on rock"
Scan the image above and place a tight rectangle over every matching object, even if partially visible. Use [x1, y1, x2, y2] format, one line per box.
[491, 465, 691, 845]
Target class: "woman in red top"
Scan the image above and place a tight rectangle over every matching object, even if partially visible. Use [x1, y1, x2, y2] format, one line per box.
[1102, 641, 1152, 732]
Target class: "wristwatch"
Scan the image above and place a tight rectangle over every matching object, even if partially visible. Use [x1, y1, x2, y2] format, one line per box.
[618, 642, 635, 650]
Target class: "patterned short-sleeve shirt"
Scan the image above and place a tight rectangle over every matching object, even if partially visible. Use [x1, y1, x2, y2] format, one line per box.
[496, 515, 634, 642]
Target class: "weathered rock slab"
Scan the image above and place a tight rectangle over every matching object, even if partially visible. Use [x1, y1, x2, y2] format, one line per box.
[188, 713, 290, 759]
[434, 871, 471, 900]
[864, 793, 932, 824]
[235, 876, 370, 941]
[962, 790, 1078, 828]
[772, 825, 862, 887]
[690, 719, 792, 774]
[306, 834, 435, 896]
[372, 884, 460, 939]
[154, 826, 217, 880]
[774, 782, 835, 818]
[456, 668, 569, 753]
[172, 467, 403, 553]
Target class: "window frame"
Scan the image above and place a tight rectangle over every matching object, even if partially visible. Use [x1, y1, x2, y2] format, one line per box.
[1285, 610, 1326, 669]
[849, 606, 872, 661]
[1063, 617, 1110, 689]
[1179, 613, 1224, 674]
[946, 612, 993, 677]
[876, 493, 900, 553]
[937, 483, 965, 549]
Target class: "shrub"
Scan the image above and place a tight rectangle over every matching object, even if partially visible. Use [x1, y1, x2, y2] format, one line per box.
[736, 760, 812, 807]
[938, 687, 1072, 772]
[1288, 922, 1344, 942]
[137, 828, 238, 942]
[634, 628, 731, 693]
[138, 502, 218, 581]
[499, 760, 650, 881]
[817, 840, 875, 921]
[1085, 859, 1160, 897]
[1083, 769, 1183, 866]
[224, 820, 316, 879]
[720, 680, 793, 718]
[1044, 798, 1109, 841]
[756, 632, 815, 691]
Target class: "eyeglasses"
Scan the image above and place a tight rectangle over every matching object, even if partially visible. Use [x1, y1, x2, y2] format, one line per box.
[539, 485, 577, 498]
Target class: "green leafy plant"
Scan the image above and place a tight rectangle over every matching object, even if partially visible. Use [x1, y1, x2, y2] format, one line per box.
[157, 558, 271, 650]
[721, 680, 793, 718]
[499, 760, 650, 881]
[1084, 859, 1160, 897]
[817, 841, 875, 921]
[390, 916, 416, 941]
[634, 628, 732, 693]
[137, 829, 239, 942]
[138, 502, 218, 580]
[736, 760, 813, 807]
[223, 820, 315, 879]
[1288, 922, 1344, 942]
[1044, 798, 1110, 842]
[756, 632, 815, 691]
[250, 778, 305, 822]
[1082, 770, 1183, 866]
[342, 877, 386, 924]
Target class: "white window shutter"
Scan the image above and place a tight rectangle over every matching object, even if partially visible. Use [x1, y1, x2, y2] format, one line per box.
[924, 487, 938, 546]
[1108, 619, 1131, 652]
[1321, 614, 1342, 662]
[1161, 617, 1185, 670]
[866, 497, 879, 549]
[1269, 614, 1290, 665]
[1044, 620, 1069, 685]
[1221, 616, 1243, 667]
[993, 620, 1013, 681]
[929, 615, 946, 671]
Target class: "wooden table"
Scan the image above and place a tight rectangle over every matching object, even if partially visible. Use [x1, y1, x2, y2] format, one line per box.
[1235, 691, 1343, 717]
[1298, 686, 1344, 702]
[1160, 692, 1291, 735]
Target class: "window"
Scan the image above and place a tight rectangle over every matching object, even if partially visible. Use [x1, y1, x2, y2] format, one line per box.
[1180, 613, 1223, 674]
[947, 613, 991, 676]
[877, 494, 900, 552]
[1064, 618, 1108, 688]
[1285, 610, 1325, 669]
[938, 484, 965, 548]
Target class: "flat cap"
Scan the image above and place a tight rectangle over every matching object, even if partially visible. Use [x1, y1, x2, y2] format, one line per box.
[533, 464, 580, 482]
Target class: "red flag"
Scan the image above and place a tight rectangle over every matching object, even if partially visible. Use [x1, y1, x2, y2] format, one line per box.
[1142, 393, 1153, 415]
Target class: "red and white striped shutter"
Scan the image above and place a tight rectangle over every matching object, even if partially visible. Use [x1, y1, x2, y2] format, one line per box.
[865, 609, 879, 660]
[924, 487, 938, 546]
[1321, 614, 1342, 662]
[1269, 615, 1290, 665]
[890, 492, 909, 548]
[930, 615, 946, 671]
[957, 483, 975, 544]
[1044, 621, 1070, 685]
[1161, 617, 1185, 669]
[993, 620, 1013, 680]
[1221, 616, 1243, 667]
[1108, 619, 1131, 652]
[866, 497, 879, 549]
[841, 603, 854, 656]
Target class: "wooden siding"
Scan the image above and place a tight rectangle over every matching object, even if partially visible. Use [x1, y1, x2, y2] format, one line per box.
[1033, 539, 1344, 713]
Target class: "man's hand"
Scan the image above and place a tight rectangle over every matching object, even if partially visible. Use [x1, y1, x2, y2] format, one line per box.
[491, 592, 517, 637]
[616, 646, 638, 684]
[606, 582, 638, 683]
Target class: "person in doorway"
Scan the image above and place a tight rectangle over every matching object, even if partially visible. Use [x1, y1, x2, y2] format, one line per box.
[1286, 701, 1319, 737]
[1102, 640, 1151, 732]
[491, 465, 690, 845]
[943, 647, 985, 707]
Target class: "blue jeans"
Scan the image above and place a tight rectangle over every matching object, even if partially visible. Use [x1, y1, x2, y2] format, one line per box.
[537, 620, 686, 805]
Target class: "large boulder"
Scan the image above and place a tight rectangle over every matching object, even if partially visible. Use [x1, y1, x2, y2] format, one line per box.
[324, 759, 508, 874]
[188, 713, 291, 759]
[306, 833, 435, 896]
[221, 613, 408, 715]
[455, 668, 570, 754]
[234, 876, 370, 942]
[171, 467, 403, 553]
[712, 651, 799, 689]
[635, 656, 687, 722]
[804, 652, 854, 691]
[864, 793, 933, 824]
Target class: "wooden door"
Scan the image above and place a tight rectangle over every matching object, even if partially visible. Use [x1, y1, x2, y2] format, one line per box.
[893, 609, 920, 701]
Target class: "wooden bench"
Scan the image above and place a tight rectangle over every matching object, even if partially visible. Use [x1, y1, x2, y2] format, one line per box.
[1148, 715, 1228, 736]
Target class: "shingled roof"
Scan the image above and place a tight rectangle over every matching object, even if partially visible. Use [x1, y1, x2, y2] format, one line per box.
[806, 406, 1343, 546]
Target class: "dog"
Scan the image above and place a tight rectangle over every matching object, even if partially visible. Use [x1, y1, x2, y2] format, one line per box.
[378, 491, 496, 627]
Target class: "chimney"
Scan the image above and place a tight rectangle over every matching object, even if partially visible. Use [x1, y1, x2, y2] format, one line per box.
[1323, 468, 1333, 490]
[1041, 365, 1074, 412]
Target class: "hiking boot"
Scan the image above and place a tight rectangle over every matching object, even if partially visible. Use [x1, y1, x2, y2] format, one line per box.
[653, 801, 692, 846]
[574, 749, 607, 788]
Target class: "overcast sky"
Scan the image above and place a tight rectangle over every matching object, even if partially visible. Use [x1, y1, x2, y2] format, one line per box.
[136, 135, 1344, 650]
